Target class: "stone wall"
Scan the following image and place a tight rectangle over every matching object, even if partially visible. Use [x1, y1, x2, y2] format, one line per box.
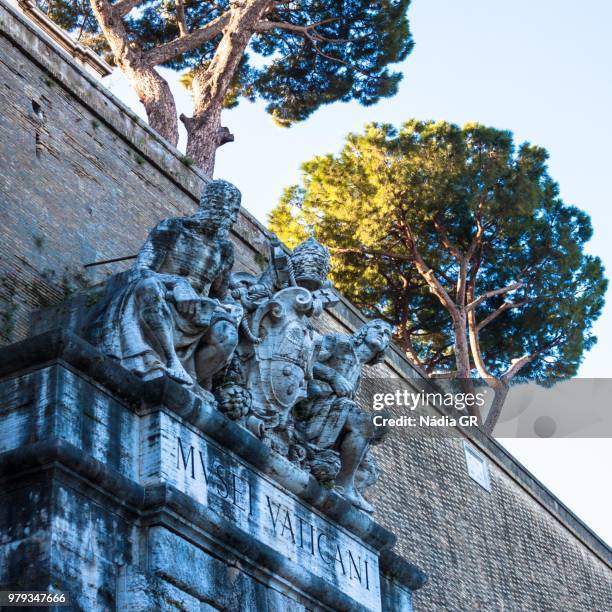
[1, 2, 610, 610]
[1, 333, 420, 611]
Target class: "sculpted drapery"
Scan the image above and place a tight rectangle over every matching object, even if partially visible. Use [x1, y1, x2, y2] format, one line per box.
[85, 179, 243, 398]
[83, 180, 393, 512]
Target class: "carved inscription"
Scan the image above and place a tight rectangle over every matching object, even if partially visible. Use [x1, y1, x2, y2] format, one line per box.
[176, 437, 253, 514]
[139, 409, 380, 610]
[176, 436, 372, 592]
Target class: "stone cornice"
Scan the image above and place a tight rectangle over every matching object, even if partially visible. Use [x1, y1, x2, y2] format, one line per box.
[0, 330, 396, 553]
[0, 439, 411, 609]
[16, 0, 111, 77]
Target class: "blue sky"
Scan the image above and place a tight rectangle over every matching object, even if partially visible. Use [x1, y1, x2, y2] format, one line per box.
[106, 0, 611, 543]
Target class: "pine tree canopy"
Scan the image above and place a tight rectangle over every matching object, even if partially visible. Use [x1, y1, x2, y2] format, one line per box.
[269, 121, 607, 384]
[38, 0, 414, 125]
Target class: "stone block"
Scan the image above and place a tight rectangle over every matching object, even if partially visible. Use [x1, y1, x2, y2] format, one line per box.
[0, 365, 139, 480]
[0, 333, 424, 611]
[141, 410, 382, 610]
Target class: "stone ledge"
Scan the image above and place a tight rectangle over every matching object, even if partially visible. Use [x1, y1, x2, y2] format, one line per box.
[16, 0, 112, 76]
[0, 437, 145, 509]
[0, 439, 408, 611]
[0, 329, 145, 406]
[0, 330, 395, 552]
[379, 549, 427, 592]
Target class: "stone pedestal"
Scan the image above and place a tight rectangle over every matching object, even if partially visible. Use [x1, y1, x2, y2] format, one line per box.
[0, 331, 425, 611]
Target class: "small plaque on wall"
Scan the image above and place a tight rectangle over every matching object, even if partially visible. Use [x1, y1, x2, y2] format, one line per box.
[463, 441, 491, 492]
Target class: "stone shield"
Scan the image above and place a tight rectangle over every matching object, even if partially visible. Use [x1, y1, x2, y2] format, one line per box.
[247, 287, 316, 415]
[269, 320, 313, 409]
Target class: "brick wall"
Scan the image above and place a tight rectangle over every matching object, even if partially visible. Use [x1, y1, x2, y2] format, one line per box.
[1, 2, 610, 610]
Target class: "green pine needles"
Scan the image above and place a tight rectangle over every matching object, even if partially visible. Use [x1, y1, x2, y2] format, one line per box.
[269, 120, 607, 431]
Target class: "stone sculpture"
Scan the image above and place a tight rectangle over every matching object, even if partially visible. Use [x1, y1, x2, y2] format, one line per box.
[220, 236, 338, 459]
[84, 179, 243, 399]
[75, 179, 392, 513]
[294, 320, 394, 513]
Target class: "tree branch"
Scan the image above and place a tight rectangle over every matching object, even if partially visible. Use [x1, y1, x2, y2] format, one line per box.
[143, 12, 231, 67]
[113, 0, 143, 18]
[476, 300, 529, 332]
[308, 36, 376, 77]
[430, 371, 457, 380]
[255, 16, 347, 34]
[466, 250, 496, 385]
[466, 217, 486, 261]
[256, 19, 377, 77]
[432, 213, 472, 307]
[396, 221, 459, 317]
[396, 326, 430, 378]
[433, 213, 462, 260]
[502, 354, 535, 382]
[395, 298, 432, 378]
[93, 0, 134, 58]
[175, 0, 188, 37]
[501, 334, 564, 382]
[425, 342, 453, 374]
[466, 282, 523, 312]
[330, 245, 413, 262]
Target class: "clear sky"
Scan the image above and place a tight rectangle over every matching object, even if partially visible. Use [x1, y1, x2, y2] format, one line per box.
[106, 0, 611, 544]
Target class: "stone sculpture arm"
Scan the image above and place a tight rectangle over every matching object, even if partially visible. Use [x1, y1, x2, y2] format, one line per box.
[310, 336, 353, 397]
[312, 362, 338, 385]
[209, 240, 234, 301]
[134, 220, 174, 272]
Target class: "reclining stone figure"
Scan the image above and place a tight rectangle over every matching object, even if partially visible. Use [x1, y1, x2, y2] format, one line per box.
[84, 179, 243, 398]
[69, 183, 394, 514]
[294, 319, 394, 513]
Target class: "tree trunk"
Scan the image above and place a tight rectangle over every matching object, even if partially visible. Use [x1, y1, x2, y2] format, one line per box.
[183, 0, 272, 175]
[453, 309, 472, 379]
[122, 67, 179, 147]
[483, 381, 509, 435]
[182, 104, 232, 177]
[89, 0, 179, 146]
[452, 309, 480, 419]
